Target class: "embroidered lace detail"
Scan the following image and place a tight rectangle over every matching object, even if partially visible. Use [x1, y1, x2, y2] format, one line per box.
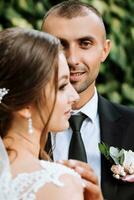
[0, 160, 82, 200]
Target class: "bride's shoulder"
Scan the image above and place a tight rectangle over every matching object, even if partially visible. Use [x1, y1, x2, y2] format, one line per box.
[37, 160, 84, 200]
[40, 160, 81, 179]
[0, 160, 84, 200]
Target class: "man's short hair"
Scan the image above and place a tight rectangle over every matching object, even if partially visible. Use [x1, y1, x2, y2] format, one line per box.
[42, 0, 104, 29]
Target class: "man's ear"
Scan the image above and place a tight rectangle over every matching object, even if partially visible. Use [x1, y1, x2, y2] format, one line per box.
[101, 39, 111, 62]
[17, 107, 31, 119]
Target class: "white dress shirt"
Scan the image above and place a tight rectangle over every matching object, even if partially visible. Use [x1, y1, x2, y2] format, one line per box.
[51, 89, 101, 181]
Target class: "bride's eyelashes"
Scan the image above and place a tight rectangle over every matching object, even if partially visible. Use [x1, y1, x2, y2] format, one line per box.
[58, 82, 68, 91]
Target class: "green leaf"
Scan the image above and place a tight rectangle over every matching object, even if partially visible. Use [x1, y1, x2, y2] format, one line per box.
[122, 84, 134, 102]
[98, 142, 110, 160]
[18, 0, 34, 14]
[110, 4, 126, 19]
[119, 152, 125, 165]
[108, 91, 122, 104]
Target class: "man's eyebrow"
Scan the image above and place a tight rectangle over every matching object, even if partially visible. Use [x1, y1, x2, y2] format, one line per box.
[77, 36, 95, 42]
[59, 36, 95, 42]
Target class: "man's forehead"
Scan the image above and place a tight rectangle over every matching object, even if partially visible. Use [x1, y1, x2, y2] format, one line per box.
[44, 10, 104, 30]
[44, 13, 105, 41]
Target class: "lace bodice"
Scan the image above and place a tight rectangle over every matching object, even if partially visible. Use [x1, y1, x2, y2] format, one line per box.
[0, 160, 83, 200]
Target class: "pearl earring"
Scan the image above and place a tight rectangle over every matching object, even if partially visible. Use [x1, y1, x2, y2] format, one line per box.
[28, 117, 33, 134]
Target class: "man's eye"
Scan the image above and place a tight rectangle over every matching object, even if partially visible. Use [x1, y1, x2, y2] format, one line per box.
[80, 41, 92, 48]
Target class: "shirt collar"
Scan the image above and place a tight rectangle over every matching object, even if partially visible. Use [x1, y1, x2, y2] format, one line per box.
[72, 88, 98, 123]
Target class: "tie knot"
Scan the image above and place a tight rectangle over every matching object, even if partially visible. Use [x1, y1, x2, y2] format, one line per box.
[69, 114, 86, 132]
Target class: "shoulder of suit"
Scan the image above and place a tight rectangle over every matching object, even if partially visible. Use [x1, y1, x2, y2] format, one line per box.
[98, 94, 134, 117]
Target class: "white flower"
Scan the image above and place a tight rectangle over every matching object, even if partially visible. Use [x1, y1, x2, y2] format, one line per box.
[109, 147, 125, 165]
[123, 150, 134, 174]
[98, 142, 134, 182]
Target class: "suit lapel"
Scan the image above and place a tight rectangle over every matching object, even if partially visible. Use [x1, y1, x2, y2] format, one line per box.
[98, 95, 129, 199]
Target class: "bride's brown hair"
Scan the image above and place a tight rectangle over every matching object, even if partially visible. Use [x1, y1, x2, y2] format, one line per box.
[0, 27, 60, 159]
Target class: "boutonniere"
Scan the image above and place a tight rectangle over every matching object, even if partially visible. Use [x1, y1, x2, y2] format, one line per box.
[98, 142, 134, 182]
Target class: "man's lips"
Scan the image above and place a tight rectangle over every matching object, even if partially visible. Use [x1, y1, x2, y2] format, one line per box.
[70, 72, 85, 82]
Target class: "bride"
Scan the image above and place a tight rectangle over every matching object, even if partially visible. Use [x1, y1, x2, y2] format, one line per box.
[0, 27, 103, 200]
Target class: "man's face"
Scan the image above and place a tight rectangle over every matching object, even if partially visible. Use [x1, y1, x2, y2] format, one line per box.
[43, 12, 110, 95]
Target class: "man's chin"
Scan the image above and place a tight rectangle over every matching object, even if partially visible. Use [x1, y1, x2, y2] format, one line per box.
[74, 86, 88, 94]
[73, 80, 95, 94]
[71, 83, 83, 93]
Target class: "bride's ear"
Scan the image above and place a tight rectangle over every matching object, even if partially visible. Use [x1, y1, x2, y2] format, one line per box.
[17, 107, 31, 119]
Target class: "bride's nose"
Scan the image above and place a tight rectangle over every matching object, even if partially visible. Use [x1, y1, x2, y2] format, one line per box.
[68, 84, 79, 103]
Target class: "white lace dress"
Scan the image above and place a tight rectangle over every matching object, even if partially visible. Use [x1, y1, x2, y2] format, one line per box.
[0, 160, 83, 200]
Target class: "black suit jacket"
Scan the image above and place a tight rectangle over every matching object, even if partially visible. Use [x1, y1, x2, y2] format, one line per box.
[98, 95, 134, 200]
[46, 94, 134, 200]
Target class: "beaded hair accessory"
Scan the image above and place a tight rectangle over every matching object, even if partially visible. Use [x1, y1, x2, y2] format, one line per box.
[0, 88, 9, 103]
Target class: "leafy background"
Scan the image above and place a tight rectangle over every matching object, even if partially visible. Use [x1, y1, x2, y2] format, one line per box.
[0, 0, 134, 107]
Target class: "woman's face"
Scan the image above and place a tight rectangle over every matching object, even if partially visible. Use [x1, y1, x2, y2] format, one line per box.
[31, 52, 79, 133]
[48, 52, 79, 132]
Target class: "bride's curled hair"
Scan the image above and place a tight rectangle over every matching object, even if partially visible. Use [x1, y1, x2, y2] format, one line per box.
[0, 27, 60, 160]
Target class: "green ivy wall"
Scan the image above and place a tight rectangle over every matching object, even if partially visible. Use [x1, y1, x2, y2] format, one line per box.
[0, 0, 134, 107]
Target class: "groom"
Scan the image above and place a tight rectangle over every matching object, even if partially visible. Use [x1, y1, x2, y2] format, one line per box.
[42, 1, 134, 199]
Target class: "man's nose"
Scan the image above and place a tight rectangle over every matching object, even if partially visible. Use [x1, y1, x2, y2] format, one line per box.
[66, 46, 80, 67]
